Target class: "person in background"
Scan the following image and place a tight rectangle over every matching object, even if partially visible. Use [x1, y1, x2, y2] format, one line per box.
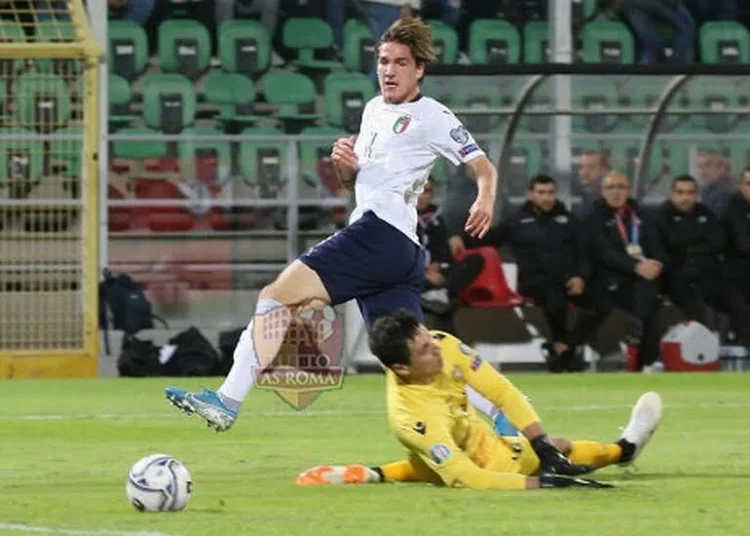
[682, 0, 738, 25]
[573, 150, 610, 217]
[695, 150, 734, 217]
[417, 178, 484, 332]
[721, 168, 750, 344]
[619, 0, 696, 65]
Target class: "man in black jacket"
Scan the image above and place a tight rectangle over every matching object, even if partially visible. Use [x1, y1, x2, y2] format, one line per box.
[723, 169, 750, 298]
[573, 171, 666, 372]
[655, 175, 750, 345]
[450, 174, 591, 372]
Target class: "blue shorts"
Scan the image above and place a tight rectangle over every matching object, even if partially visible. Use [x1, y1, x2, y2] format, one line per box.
[299, 211, 425, 327]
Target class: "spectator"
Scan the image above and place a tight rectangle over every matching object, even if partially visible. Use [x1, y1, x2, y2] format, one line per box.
[620, 0, 696, 65]
[573, 150, 609, 217]
[417, 178, 484, 332]
[683, 0, 738, 24]
[571, 171, 666, 373]
[695, 150, 733, 216]
[450, 175, 591, 372]
[721, 168, 750, 337]
[360, 0, 420, 84]
[108, 0, 155, 25]
[655, 174, 750, 346]
[214, 0, 279, 35]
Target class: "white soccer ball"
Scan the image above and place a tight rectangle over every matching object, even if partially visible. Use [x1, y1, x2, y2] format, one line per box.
[126, 454, 193, 512]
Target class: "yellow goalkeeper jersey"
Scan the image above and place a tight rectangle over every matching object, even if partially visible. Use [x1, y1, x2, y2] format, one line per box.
[385, 331, 541, 489]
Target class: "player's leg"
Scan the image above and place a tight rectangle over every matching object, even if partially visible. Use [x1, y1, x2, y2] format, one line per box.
[296, 458, 438, 485]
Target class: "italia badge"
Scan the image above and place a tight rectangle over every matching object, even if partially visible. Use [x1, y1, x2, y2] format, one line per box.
[392, 114, 411, 134]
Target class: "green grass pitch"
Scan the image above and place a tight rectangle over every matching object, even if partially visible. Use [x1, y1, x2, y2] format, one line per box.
[0, 373, 748, 535]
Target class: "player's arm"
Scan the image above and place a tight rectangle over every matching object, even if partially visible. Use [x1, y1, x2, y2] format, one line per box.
[464, 155, 498, 239]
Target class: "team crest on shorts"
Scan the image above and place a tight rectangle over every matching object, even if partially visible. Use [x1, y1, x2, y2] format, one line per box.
[429, 444, 452, 465]
[252, 299, 345, 410]
[392, 114, 411, 134]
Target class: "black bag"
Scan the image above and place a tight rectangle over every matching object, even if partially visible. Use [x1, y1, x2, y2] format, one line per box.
[216, 327, 244, 376]
[161, 326, 222, 377]
[117, 334, 163, 377]
[99, 268, 167, 354]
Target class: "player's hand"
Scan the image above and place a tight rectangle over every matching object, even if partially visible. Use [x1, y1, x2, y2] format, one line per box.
[539, 473, 614, 489]
[331, 136, 359, 172]
[464, 195, 493, 238]
[566, 276, 585, 296]
[530, 435, 594, 476]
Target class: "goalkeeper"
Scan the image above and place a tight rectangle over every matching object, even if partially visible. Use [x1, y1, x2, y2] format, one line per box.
[297, 310, 662, 490]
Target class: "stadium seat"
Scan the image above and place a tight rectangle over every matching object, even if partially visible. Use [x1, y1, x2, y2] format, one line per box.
[454, 247, 524, 308]
[581, 21, 634, 64]
[685, 77, 738, 134]
[0, 20, 27, 76]
[49, 126, 82, 177]
[523, 21, 549, 63]
[343, 19, 375, 73]
[158, 19, 211, 79]
[203, 72, 265, 127]
[517, 81, 551, 134]
[239, 127, 288, 198]
[572, 0, 598, 32]
[282, 18, 344, 71]
[108, 181, 132, 232]
[601, 140, 640, 179]
[427, 20, 458, 64]
[468, 19, 521, 65]
[572, 77, 620, 133]
[449, 78, 505, 133]
[134, 178, 196, 232]
[34, 22, 82, 77]
[111, 126, 169, 177]
[263, 72, 322, 126]
[218, 19, 271, 78]
[323, 72, 376, 133]
[108, 21, 148, 82]
[108, 74, 138, 129]
[505, 140, 544, 196]
[298, 125, 345, 196]
[700, 21, 750, 64]
[0, 128, 45, 192]
[14, 73, 71, 132]
[178, 126, 232, 184]
[142, 73, 196, 133]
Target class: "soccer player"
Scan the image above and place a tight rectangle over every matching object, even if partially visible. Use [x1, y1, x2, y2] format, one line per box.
[297, 310, 662, 490]
[164, 17, 498, 431]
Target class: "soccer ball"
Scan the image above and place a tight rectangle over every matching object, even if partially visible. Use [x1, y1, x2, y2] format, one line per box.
[126, 454, 193, 512]
[297, 300, 337, 341]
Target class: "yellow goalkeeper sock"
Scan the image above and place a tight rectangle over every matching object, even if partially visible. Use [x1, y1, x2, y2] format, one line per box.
[379, 460, 416, 482]
[569, 441, 622, 468]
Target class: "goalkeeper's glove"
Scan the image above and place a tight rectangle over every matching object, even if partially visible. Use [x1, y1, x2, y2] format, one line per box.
[530, 434, 594, 476]
[296, 464, 383, 486]
[539, 473, 614, 489]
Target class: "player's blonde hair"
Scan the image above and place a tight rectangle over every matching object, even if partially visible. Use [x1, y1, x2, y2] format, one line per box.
[377, 17, 437, 67]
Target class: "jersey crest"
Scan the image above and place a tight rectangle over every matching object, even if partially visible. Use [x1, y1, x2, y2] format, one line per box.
[392, 114, 411, 134]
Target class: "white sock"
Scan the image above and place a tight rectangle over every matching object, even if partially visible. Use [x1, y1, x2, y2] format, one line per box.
[218, 298, 284, 406]
[465, 386, 500, 421]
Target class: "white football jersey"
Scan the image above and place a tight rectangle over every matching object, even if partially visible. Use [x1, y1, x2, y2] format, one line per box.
[350, 94, 485, 244]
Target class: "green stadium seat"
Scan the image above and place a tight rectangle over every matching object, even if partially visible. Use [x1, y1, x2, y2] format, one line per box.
[282, 18, 344, 71]
[15, 73, 71, 132]
[218, 19, 271, 78]
[111, 127, 168, 160]
[108, 74, 138, 129]
[263, 72, 322, 123]
[421, 77, 451, 103]
[158, 20, 211, 79]
[517, 81, 551, 134]
[428, 20, 458, 64]
[49, 126, 82, 177]
[581, 21, 634, 64]
[34, 22, 82, 77]
[523, 21, 549, 63]
[178, 126, 231, 184]
[108, 21, 148, 82]
[323, 72, 376, 133]
[448, 78, 505, 133]
[203, 72, 265, 127]
[468, 19, 521, 65]
[0, 20, 27, 76]
[572, 78, 621, 133]
[343, 19, 375, 73]
[142, 73, 196, 133]
[239, 127, 288, 196]
[0, 128, 45, 191]
[572, 0, 598, 29]
[620, 77, 679, 132]
[685, 77, 738, 134]
[700, 21, 750, 64]
[298, 125, 344, 194]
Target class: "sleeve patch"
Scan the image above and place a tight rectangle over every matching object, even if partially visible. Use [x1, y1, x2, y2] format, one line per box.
[450, 125, 469, 144]
[428, 444, 452, 465]
[459, 342, 472, 356]
[458, 143, 479, 157]
[470, 355, 483, 371]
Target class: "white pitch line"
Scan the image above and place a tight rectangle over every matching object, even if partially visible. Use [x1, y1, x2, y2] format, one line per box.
[0, 522, 176, 536]
[1, 401, 749, 422]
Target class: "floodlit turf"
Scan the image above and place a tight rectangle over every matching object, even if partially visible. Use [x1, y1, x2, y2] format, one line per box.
[0, 373, 748, 535]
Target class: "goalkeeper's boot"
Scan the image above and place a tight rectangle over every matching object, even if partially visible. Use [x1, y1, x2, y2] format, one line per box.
[165, 386, 237, 432]
[296, 465, 383, 486]
[618, 391, 663, 466]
